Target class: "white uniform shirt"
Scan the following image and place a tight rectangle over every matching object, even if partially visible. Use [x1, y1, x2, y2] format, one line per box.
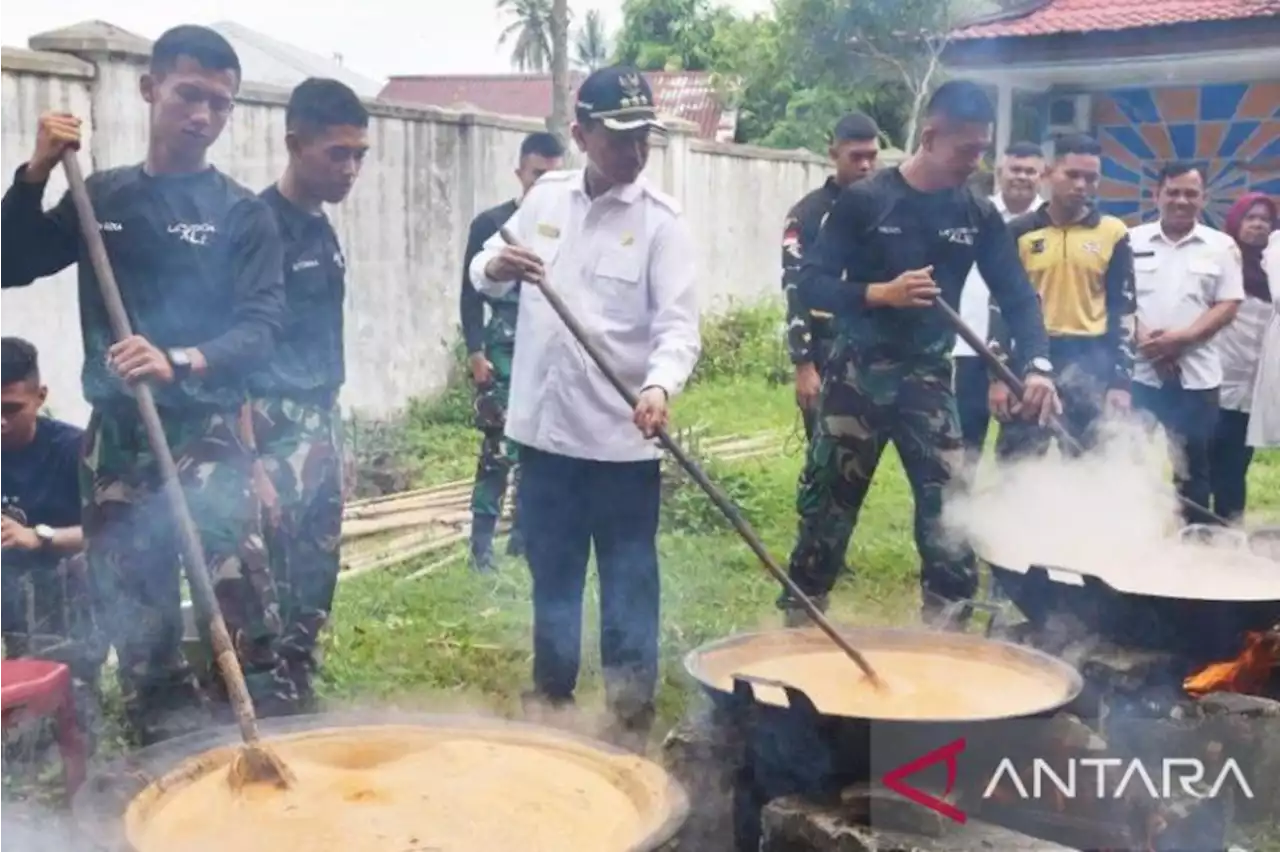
[1247, 233, 1280, 447]
[470, 169, 701, 463]
[1128, 221, 1245, 390]
[953, 192, 1036, 357]
[1217, 294, 1274, 411]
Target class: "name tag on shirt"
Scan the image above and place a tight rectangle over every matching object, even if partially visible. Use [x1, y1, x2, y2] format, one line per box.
[536, 223, 560, 239]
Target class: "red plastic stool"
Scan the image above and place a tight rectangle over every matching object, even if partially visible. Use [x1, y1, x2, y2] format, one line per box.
[1, 658, 88, 798]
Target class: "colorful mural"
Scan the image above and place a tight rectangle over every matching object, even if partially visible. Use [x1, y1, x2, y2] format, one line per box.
[1094, 82, 1280, 227]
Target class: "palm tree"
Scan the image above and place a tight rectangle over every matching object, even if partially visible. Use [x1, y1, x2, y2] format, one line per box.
[574, 9, 610, 72]
[497, 0, 554, 73]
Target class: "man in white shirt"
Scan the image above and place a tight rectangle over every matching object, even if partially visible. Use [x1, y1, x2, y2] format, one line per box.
[469, 65, 700, 751]
[1129, 162, 1244, 524]
[953, 141, 1044, 474]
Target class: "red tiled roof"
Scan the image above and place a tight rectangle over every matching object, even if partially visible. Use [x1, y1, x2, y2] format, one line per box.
[379, 71, 728, 140]
[953, 0, 1280, 40]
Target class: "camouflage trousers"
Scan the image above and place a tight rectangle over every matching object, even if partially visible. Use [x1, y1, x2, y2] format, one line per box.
[1, 552, 108, 753]
[81, 405, 292, 746]
[471, 343, 520, 521]
[251, 395, 344, 709]
[785, 353, 977, 611]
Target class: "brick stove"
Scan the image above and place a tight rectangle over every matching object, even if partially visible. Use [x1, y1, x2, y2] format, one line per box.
[662, 605, 1280, 852]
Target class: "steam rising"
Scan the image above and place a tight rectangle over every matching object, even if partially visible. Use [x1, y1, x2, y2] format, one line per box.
[945, 418, 1181, 574]
[944, 417, 1279, 600]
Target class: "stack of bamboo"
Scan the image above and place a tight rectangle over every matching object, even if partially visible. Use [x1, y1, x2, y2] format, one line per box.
[337, 427, 782, 579]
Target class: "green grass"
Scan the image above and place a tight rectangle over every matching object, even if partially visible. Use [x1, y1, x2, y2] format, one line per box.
[320, 309, 1280, 734]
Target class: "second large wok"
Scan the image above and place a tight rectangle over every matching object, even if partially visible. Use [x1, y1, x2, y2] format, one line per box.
[983, 528, 1280, 662]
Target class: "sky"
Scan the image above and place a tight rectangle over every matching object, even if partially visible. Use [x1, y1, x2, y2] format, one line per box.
[0, 0, 773, 82]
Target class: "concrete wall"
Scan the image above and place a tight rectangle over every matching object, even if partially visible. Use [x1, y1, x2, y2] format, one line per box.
[1092, 81, 1280, 228]
[0, 23, 848, 425]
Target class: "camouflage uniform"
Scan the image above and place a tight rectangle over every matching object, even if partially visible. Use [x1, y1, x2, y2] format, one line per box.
[81, 406, 293, 744]
[789, 349, 975, 608]
[782, 167, 1052, 619]
[461, 199, 525, 568]
[782, 179, 856, 584]
[251, 396, 344, 706]
[471, 301, 521, 519]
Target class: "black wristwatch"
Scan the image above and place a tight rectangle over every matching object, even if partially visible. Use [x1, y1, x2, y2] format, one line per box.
[1025, 357, 1054, 378]
[167, 348, 193, 382]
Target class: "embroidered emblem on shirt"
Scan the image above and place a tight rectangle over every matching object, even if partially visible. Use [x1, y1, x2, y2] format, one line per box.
[1030, 238, 1047, 254]
[334, 250, 346, 270]
[292, 258, 321, 272]
[168, 222, 216, 246]
[783, 227, 801, 259]
[536, 223, 560, 239]
[1081, 240, 1101, 255]
[98, 221, 122, 232]
[877, 225, 902, 234]
[940, 227, 976, 246]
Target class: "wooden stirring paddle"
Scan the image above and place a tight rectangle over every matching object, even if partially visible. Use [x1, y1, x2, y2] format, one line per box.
[495, 226, 885, 690]
[61, 150, 295, 790]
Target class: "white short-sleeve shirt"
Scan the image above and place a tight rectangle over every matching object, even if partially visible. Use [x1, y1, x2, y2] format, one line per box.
[953, 192, 1037, 357]
[469, 169, 702, 463]
[1128, 221, 1246, 390]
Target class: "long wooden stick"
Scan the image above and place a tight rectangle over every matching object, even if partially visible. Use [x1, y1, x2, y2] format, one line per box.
[61, 152, 282, 769]
[936, 298, 1230, 527]
[497, 227, 884, 688]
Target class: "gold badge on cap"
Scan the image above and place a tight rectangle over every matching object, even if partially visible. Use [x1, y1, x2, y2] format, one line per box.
[619, 73, 650, 109]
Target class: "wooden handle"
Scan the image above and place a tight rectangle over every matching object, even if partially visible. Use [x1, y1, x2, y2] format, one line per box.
[496, 227, 884, 687]
[60, 151, 264, 745]
[934, 297, 1228, 526]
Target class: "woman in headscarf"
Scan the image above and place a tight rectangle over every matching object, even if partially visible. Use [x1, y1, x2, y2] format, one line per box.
[1247, 229, 1280, 450]
[1210, 192, 1275, 522]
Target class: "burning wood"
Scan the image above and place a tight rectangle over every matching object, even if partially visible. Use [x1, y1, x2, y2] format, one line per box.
[1183, 629, 1280, 698]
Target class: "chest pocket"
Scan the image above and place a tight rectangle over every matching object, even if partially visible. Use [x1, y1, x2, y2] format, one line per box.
[1185, 259, 1221, 305]
[595, 248, 644, 319]
[1133, 255, 1160, 298]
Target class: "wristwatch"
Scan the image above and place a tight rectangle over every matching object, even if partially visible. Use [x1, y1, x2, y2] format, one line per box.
[1026, 357, 1054, 377]
[167, 348, 193, 382]
[34, 524, 55, 550]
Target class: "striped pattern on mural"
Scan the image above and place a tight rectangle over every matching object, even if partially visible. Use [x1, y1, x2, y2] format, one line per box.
[1094, 82, 1280, 227]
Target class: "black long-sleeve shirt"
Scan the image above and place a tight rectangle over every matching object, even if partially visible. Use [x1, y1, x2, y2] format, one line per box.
[799, 167, 1050, 370]
[1, 164, 285, 412]
[460, 199, 519, 354]
[248, 185, 346, 401]
[782, 178, 841, 364]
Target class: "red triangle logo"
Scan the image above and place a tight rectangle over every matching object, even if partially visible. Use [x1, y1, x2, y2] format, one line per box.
[880, 737, 968, 824]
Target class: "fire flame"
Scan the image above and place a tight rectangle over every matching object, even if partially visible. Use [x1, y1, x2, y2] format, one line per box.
[1183, 631, 1279, 698]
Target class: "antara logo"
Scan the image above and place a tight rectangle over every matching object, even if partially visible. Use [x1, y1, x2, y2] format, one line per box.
[882, 738, 1255, 825]
[168, 222, 216, 246]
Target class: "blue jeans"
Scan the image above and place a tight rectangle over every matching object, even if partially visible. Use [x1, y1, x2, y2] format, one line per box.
[516, 445, 662, 723]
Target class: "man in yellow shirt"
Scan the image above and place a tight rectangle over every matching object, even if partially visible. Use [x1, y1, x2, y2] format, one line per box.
[988, 134, 1136, 458]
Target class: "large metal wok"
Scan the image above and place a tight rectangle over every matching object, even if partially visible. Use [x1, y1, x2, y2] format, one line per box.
[72, 711, 688, 852]
[982, 526, 1280, 663]
[683, 626, 1083, 849]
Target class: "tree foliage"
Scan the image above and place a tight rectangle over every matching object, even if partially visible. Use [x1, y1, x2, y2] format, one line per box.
[574, 9, 611, 72]
[606, 0, 1003, 152]
[496, 0, 555, 73]
[613, 0, 735, 71]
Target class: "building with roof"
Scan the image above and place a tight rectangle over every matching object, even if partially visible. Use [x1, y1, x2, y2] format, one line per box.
[380, 71, 736, 141]
[208, 20, 384, 98]
[946, 0, 1280, 225]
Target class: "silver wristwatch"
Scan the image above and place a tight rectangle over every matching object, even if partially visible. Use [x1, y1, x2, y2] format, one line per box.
[34, 524, 55, 549]
[1026, 357, 1054, 377]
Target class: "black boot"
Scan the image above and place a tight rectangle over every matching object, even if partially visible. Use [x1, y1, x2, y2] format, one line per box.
[776, 591, 829, 628]
[470, 513, 498, 573]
